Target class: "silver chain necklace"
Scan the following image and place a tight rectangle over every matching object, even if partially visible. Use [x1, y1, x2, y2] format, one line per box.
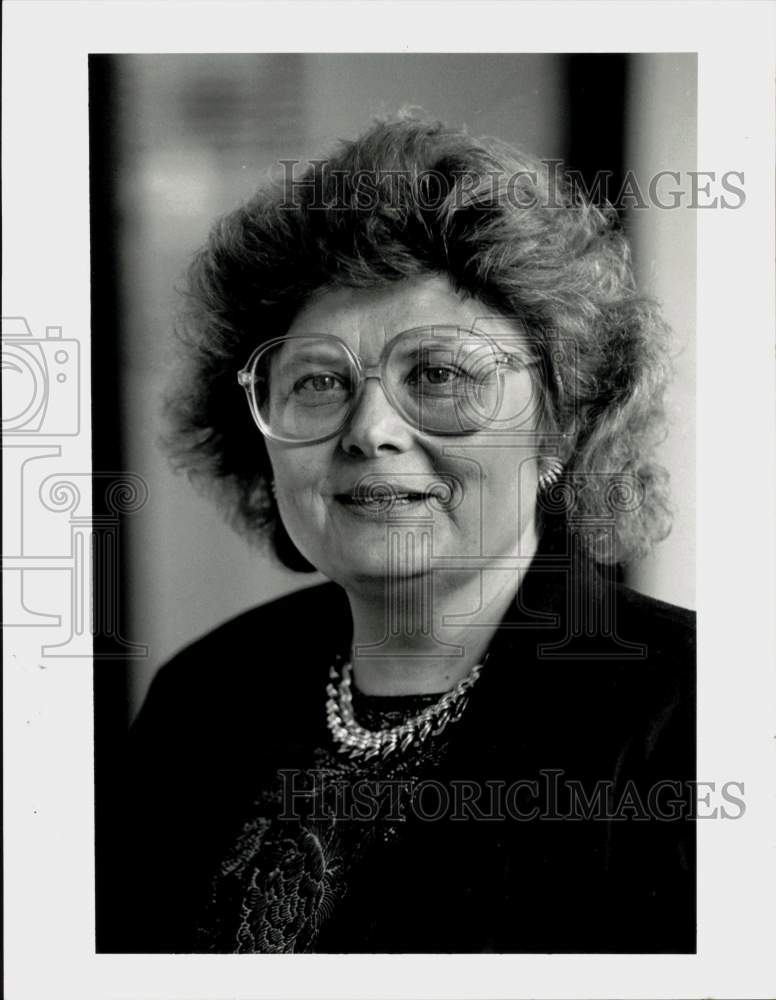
[325, 658, 484, 761]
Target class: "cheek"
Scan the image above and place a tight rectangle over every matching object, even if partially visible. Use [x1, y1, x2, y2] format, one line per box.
[265, 445, 329, 519]
[442, 450, 539, 546]
[267, 439, 325, 483]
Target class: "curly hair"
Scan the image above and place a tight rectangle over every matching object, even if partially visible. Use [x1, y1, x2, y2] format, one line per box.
[163, 113, 673, 571]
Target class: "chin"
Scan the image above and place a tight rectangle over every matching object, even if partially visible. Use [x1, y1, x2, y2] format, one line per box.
[324, 548, 436, 590]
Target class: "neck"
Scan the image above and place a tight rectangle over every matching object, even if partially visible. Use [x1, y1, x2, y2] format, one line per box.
[345, 526, 538, 696]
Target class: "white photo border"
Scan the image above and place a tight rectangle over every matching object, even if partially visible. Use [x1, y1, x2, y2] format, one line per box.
[3, 2, 775, 998]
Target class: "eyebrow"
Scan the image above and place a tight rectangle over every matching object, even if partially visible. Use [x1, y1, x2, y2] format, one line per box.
[389, 338, 519, 363]
[274, 347, 349, 369]
[392, 340, 465, 357]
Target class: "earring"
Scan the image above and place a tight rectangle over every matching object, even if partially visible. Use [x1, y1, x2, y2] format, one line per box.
[270, 480, 277, 498]
[538, 457, 563, 491]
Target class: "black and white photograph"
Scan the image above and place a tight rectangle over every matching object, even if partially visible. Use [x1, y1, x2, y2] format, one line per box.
[3, 2, 775, 998]
[92, 51, 700, 955]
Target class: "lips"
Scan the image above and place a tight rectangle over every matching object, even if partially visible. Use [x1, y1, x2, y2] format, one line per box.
[336, 491, 430, 507]
[332, 479, 456, 515]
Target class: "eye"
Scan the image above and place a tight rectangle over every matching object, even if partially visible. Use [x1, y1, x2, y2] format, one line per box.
[407, 364, 466, 389]
[294, 372, 348, 394]
[423, 366, 459, 385]
[410, 363, 485, 403]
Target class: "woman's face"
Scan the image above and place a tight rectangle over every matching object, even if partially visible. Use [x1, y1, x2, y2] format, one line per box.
[265, 274, 547, 590]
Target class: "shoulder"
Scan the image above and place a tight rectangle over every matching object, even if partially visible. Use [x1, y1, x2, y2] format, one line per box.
[164, 580, 348, 661]
[605, 585, 696, 767]
[613, 583, 696, 661]
[136, 581, 349, 726]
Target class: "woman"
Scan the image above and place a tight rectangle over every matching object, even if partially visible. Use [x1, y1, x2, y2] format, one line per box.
[99, 115, 695, 954]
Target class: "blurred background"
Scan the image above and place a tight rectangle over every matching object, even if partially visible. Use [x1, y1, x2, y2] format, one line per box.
[89, 53, 696, 731]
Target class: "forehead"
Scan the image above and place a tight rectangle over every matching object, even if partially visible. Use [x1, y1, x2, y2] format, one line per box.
[285, 275, 524, 355]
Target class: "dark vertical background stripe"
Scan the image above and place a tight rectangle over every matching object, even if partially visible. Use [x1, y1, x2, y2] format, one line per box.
[562, 53, 630, 214]
[89, 55, 132, 936]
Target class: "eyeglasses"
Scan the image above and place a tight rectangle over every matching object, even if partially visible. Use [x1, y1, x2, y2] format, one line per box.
[237, 325, 539, 444]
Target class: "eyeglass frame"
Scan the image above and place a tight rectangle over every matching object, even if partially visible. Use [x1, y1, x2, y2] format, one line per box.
[237, 325, 555, 445]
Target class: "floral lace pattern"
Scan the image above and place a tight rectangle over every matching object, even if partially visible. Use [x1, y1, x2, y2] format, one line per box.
[195, 689, 449, 953]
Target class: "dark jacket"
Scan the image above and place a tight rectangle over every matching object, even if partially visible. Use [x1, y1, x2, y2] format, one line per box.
[97, 550, 695, 954]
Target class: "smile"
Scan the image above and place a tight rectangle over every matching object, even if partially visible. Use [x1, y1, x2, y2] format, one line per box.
[332, 485, 452, 519]
[335, 491, 433, 506]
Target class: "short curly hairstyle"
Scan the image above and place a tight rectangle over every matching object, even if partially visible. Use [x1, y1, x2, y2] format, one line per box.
[164, 114, 673, 571]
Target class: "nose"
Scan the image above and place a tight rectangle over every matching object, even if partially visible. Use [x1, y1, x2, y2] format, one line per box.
[340, 377, 414, 457]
